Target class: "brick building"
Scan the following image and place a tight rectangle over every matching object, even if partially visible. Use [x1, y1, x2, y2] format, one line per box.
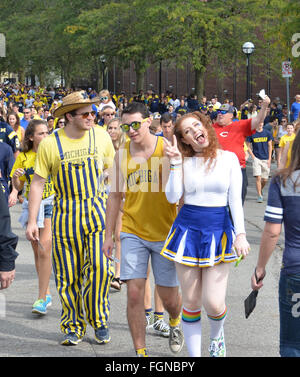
[106, 61, 300, 107]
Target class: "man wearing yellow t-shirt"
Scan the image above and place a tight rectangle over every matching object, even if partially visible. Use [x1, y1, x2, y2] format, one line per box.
[278, 123, 295, 167]
[102, 102, 183, 357]
[25, 91, 115, 346]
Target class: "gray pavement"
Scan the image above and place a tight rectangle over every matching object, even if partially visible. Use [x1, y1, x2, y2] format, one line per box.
[0, 163, 282, 357]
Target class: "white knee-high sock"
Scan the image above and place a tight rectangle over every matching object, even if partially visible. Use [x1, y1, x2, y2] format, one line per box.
[182, 307, 202, 357]
[207, 306, 227, 339]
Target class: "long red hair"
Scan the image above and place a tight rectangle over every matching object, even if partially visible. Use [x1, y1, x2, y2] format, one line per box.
[174, 111, 221, 171]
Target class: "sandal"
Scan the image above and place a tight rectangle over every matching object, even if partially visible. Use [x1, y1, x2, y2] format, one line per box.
[111, 277, 122, 291]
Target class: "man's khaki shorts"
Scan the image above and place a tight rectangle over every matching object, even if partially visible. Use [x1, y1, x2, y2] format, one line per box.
[252, 158, 270, 179]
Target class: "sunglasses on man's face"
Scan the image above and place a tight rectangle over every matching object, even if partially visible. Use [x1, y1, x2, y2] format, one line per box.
[104, 113, 115, 116]
[100, 96, 108, 101]
[217, 110, 228, 115]
[120, 118, 149, 132]
[74, 111, 96, 119]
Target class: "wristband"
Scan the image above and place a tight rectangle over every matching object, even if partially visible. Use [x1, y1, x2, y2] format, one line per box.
[170, 164, 181, 171]
[170, 159, 182, 166]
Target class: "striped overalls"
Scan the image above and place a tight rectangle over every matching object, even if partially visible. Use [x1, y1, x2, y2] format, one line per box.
[52, 129, 113, 338]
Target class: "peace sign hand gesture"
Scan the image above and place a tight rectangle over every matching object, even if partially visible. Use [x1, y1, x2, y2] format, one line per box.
[164, 135, 182, 165]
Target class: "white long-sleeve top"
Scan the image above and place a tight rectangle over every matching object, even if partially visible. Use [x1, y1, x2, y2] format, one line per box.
[165, 149, 246, 235]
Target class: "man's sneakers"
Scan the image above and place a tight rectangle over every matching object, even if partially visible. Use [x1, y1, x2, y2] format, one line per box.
[95, 326, 111, 344]
[145, 310, 154, 329]
[61, 326, 111, 346]
[153, 318, 170, 337]
[209, 329, 226, 357]
[169, 325, 184, 354]
[61, 333, 82, 346]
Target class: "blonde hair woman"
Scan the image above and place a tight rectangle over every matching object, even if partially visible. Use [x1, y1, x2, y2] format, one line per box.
[106, 117, 125, 290]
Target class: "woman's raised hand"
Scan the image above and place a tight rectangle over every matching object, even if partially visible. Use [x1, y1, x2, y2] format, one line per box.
[164, 135, 182, 164]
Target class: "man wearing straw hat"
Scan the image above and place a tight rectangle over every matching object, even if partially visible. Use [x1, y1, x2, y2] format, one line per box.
[26, 90, 115, 346]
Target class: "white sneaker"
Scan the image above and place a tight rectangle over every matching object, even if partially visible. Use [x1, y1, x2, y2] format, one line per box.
[145, 311, 154, 330]
[169, 325, 184, 354]
[153, 318, 170, 337]
[209, 329, 226, 357]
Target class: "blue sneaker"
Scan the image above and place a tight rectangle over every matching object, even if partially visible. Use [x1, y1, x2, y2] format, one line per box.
[95, 326, 111, 344]
[32, 299, 47, 315]
[61, 333, 82, 346]
[46, 295, 52, 308]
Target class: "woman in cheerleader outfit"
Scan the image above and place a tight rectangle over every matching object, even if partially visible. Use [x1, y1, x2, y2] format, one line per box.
[161, 112, 250, 357]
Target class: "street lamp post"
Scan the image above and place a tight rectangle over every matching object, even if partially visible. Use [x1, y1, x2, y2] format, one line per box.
[242, 42, 255, 100]
[100, 55, 107, 89]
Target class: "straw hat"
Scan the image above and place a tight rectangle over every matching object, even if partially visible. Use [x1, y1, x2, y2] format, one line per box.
[52, 90, 100, 118]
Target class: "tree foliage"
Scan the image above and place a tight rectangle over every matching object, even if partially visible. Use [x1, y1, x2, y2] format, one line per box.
[0, 0, 297, 93]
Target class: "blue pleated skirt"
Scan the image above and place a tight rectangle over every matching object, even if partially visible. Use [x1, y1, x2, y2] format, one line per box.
[161, 204, 237, 267]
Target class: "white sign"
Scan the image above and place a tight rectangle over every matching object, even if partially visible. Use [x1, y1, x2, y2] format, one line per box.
[258, 89, 266, 99]
[282, 61, 292, 78]
[0, 33, 5, 58]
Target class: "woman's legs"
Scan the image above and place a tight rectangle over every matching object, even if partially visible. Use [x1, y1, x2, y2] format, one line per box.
[202, 262, 229, 322]
[202, 263, 229, 356]
[175, 262, 230, 357]
[37, 218, 52, 300]
[175, 263, 202, 356]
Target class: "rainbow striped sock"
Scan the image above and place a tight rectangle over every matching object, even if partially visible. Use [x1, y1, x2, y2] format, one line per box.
[207, 306, 227, 340]
[182, 307, 202, 323]
[207, 306, 227, 322]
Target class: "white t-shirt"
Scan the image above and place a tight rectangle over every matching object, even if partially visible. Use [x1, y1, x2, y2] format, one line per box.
[99, 100, 116, 112]
[165, 149, 245, 235]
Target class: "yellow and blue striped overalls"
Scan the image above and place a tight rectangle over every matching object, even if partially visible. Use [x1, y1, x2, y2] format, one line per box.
[52, 128, 113, 338]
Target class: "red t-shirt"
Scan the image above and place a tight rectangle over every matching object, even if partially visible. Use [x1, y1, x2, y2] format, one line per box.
[213, 119, 254, 168]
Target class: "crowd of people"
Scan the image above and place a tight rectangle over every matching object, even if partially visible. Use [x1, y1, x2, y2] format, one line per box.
[1, 81, 300, 357]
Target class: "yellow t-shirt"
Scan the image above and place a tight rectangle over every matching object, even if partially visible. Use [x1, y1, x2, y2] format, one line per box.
[279, 133, 295, 149]
[33, 100, 44, 109]
[10, 149, 55, 200]
[121, 136, 177, 242]
[34, 126, 115, 192]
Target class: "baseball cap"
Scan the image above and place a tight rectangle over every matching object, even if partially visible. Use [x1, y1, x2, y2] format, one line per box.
[219, 104, 234, 113]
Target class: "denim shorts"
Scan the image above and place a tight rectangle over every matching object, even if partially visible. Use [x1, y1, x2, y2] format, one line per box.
[120, 232, 179, 287]
[279, 271, 300, 357]
[44, 204, 53, 218]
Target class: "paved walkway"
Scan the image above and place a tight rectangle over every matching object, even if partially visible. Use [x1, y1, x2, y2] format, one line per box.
[0, 164, 282, 357]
